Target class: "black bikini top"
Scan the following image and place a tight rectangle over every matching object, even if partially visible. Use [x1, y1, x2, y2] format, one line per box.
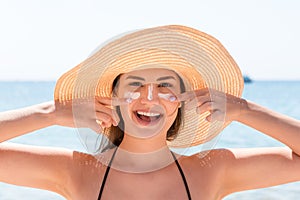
[97, 148, 191, 200]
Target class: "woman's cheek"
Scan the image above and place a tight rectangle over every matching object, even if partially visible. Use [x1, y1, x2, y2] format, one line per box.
[162, 100, 180, 117]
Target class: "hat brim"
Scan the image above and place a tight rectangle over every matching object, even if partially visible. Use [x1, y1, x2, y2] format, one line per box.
[54, 25, 244, 151]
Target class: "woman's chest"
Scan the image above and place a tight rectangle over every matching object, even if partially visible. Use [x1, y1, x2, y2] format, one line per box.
[101, 169, 191, 200]
[83, 167, 220, 199]
[70, 155, 224, 200]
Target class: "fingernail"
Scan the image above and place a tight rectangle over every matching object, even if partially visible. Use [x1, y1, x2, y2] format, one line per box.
[113, 117, 120, 126]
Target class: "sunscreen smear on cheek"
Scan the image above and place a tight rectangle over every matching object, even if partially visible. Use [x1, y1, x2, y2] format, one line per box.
[158, 93, 177, 102]
[124, 92, 141, 103]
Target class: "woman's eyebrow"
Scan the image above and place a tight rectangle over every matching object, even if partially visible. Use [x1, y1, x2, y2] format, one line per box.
[156, 76, 176, 81]
[125, 75, 176, 81]
[125, 75, 145, 81]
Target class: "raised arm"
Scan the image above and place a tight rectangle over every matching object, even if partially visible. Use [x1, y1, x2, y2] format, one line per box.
[221, 100, 300, 196]
[0, 98, 118, 198]
[238, 100, 300, 155]
[0, 101, 73, 197]
[188, 88, 300, 154]
[187, 89, 300, 197]
[220, 97, 300, 197]
[0, 98, 120, 142]
[0, 101, 55, 142]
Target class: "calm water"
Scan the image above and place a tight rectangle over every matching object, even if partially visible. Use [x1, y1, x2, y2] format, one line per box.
[0, 81, 299, 200]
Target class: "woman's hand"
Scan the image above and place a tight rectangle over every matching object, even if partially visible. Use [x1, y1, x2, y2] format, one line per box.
[54, 97, 121, 133]
[179, 88, 300, 156]
[179, 88, 247, 122]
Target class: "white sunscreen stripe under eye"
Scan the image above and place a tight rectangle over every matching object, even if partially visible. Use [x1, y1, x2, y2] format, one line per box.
[158, 93, 177, 102]
[147, 84, 153, 101]
[124, 92, 140, 103]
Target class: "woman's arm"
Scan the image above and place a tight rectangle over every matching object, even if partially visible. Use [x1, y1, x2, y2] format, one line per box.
[220, 98, 300, 197]
[0, 143, 74, 198]
[188, 88, 300, 154]
[217, 101, 300, 197]
[0, 98, 118, 197]
[238, 101, 300, 155]
[219, 147, 300, 198]
[0, 101, 74, 197]
[188, 89, 300, 197]
[0, 101, 55, 142]
[0, 98, 119, 142]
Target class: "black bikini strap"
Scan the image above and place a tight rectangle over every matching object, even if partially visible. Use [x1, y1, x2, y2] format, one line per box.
[98, 147, 118, 200]
[171, 151, 192, 200]
[98, 149, 191, 200]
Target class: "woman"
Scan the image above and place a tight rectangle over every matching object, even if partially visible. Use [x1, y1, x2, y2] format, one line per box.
[0, 25, 300, 200]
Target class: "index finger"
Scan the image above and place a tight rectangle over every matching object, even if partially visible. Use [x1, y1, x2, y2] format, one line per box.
[176, 91, 195, 102]
[176, 89, 209, 102]
[96, 96, 129, 106]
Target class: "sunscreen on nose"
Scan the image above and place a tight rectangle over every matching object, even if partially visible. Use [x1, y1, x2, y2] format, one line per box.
[158, 93, 177, 102]
[124, 92, 140, 103]
[147, 84, 153, 101]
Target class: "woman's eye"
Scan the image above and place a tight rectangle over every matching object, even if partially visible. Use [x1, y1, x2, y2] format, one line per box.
[158, 82, 173, 87]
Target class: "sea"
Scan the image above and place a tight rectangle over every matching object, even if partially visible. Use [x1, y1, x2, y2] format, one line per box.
[0, 81, 299, 200]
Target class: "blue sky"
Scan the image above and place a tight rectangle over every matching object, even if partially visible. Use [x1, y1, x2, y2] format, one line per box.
[1, 0, 300, 81]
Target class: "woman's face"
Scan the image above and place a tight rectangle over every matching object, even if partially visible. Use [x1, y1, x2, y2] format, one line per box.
[116, 68, 182, 139]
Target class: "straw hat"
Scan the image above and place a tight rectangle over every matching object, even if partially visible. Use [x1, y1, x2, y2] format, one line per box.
[54, 25, 244, 152]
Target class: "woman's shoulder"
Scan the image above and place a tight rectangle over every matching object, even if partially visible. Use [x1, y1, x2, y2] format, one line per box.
[71, 150, 108, 171]
[178, 148, 235, 169]
[173, 149, 236, 199]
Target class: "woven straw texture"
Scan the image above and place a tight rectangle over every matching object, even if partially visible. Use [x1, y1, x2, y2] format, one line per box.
[54, 25, 244, 148]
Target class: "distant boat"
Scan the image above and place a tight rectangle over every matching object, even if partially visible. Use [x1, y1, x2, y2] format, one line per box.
[243, 75, 253, 83]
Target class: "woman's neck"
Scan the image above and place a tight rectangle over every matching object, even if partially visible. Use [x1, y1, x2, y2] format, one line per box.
[110, 132, 176, 173]
[119, 131, 168, 153]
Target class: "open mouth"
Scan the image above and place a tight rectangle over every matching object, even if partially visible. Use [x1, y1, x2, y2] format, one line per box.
[134, 110, 162, 125]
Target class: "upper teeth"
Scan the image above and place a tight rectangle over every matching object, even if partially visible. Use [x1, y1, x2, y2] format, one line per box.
[137, 111, 160, 117]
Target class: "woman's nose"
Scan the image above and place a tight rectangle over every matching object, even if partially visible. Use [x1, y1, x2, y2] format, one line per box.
[140, 84, 159, 104]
